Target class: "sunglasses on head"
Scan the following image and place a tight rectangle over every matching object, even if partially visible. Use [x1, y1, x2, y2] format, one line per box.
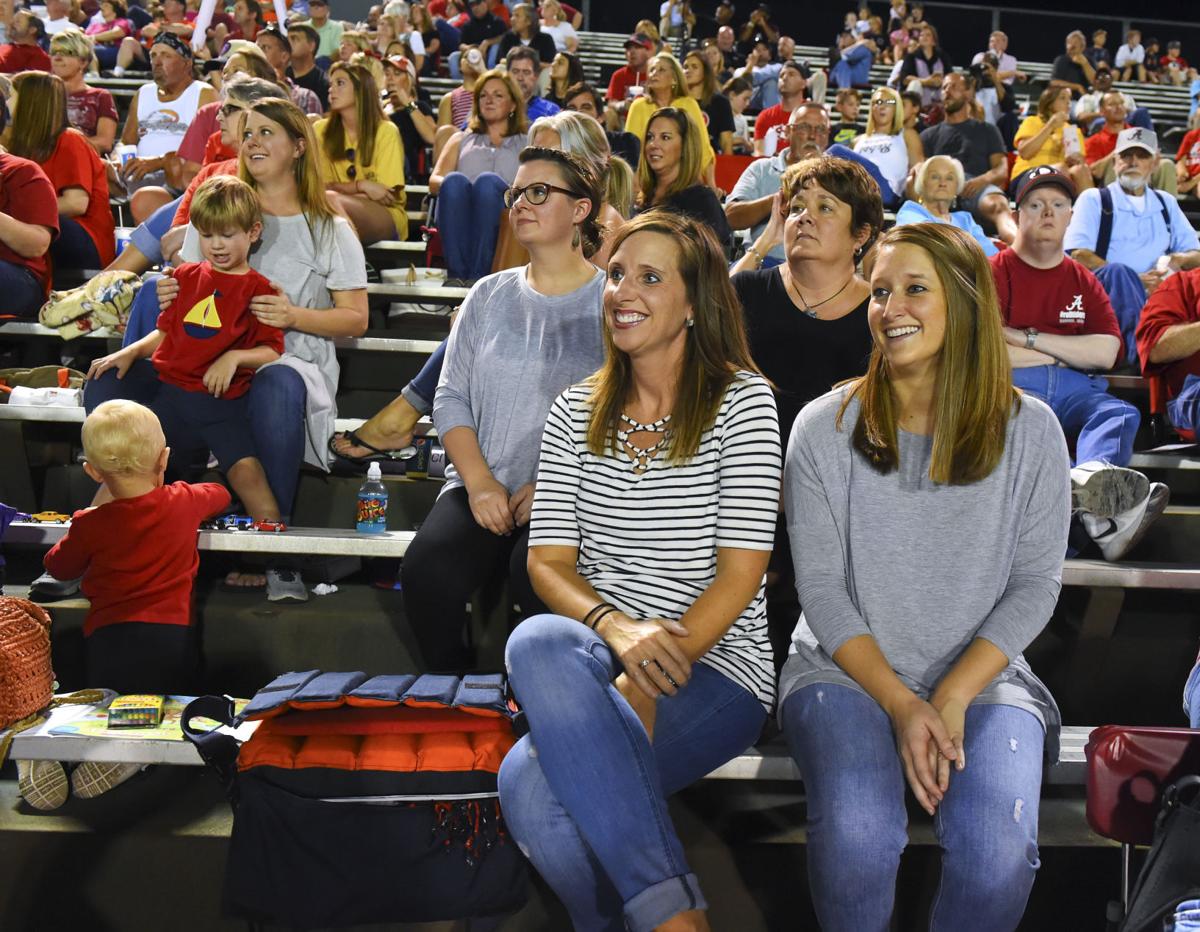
[345, 147, 356, 180]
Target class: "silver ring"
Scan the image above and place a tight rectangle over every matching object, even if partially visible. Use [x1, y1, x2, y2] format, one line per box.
[640, 659, 652, 669]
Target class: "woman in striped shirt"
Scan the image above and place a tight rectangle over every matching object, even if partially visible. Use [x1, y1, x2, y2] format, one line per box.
[499, 211, 782, 932]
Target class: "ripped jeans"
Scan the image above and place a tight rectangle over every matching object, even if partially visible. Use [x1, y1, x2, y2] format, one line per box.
[782, 683, 1045, 932]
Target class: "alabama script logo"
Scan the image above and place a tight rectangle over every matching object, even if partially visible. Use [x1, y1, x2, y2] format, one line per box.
[1059, 294, 1085, 327]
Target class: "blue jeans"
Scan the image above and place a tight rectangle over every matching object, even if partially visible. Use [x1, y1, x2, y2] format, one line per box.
[782, 684, 1044, 932]
[1184, 652, 1200, 727]
[401, 338, 445, 414]
[1091, 262, 1147, 365]
[1173, 899, 1200, 930]
[826, 144, 902, 209]
[436, 171, 509, 280]
[128, 195, 184, 265]
[498, 614, 766, 932]
[53, 216, 102, 271]
[1168, 374, 1200, 434]
[83, 356, 307, 522]
[831, 44, 873, 89]
[1011, 365, 1139, 466]
[247, 364, 306, 521]
[122, 272, 163, 346]
[0, 258, 45, 318]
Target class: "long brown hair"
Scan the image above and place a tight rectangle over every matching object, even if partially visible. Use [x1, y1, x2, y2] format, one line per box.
[684, 50, 717, 106]
[321, 62, 386, 166]
[9, 70, 68, 163]
[637, 107, 706, 204]
[586, 211, 761, 462]
[838, 223, 1019, 485]
[238, 96, 337, 226]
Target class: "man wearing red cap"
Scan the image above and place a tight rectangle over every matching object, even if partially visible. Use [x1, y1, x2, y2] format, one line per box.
[606, 32, 652, 111]
[993, 166, 1165, 560]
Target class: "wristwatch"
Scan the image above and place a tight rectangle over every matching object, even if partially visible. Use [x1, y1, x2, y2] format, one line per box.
[1024, 327, 1038, 349]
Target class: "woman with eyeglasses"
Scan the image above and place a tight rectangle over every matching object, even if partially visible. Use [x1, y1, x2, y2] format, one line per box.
[844, 86, 924, 209]
[329, 110, 628, 471]
[429, 67, 529, 283]
[315, 61, 408, 245]
[51, 27, 119, 156]
[498, 211, 780, 932]
[399, 147, 606, 670]
[636, 107, 730, 252]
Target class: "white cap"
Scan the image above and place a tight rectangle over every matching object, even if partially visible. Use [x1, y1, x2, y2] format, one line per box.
[367, 461, 382, 480]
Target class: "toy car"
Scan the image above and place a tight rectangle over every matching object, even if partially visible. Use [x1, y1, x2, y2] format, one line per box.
[27, 511, 71, 524]
[251, 520, 288, 533]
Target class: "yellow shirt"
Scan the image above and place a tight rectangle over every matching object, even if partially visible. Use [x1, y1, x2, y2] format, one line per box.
[315, 118, 408, 239]
[624, 95, 715, 168]
[1011, 114, 1086, 180]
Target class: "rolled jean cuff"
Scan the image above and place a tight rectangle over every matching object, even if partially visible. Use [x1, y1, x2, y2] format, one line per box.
[625, 872, 707, 932]
[129, 222, 164, 264]
[401, 382, 432, 416]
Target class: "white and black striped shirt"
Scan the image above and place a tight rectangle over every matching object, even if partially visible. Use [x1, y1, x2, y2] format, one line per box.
[529, 372, 783, 711]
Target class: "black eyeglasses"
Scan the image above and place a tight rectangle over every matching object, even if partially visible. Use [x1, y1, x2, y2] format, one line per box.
[218, 103, 245, 118]
[345, 147, 356, 180]
[503, 182, 580, 208]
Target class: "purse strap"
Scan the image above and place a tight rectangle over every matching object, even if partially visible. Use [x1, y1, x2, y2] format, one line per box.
[181, 695, 243, 804]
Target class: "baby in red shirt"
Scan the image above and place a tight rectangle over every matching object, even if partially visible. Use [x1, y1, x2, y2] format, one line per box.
[87, 175, 282, 525]
[26, 400, 231, 810]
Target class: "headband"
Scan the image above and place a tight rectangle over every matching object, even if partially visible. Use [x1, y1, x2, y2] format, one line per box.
[154, 31, 193, 60]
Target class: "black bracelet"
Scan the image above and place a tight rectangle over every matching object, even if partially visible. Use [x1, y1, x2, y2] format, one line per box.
[581, 602, 613, 628]
[587, 606, 620, 630]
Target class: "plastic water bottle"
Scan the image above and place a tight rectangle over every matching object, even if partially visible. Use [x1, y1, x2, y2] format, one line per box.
[356, 462, 388, 533]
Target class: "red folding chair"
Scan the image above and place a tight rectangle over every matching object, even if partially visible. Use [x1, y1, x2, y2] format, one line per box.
[714, 154, 759, 195]
[1086, 726, 1200, 910]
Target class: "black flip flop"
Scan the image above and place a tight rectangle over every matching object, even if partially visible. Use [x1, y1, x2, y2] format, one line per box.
[328, 430, 415, 476]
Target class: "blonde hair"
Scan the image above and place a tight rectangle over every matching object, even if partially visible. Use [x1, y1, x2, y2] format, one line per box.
[82, 400, 166, 477]
[607, 154, 636, 218]
[838, 223, 1019, 485]
[50, 26, 94, 61]
[467, 68, 527, 136]
[649, 52, 687, 100]
[190, 174, 263, 234]
[586, 211, 761, 462]
[865, 86, 904, 135]
[238, 97, 337, 226]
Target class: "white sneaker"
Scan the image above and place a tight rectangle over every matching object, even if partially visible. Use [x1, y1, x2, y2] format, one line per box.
[71, 761, 144, 799]
[111, 65, 125, 77]
[16, 759, 70, 810]
[1081, 482, 1170, 562]
[266, 568, 308, 602]
[1071, 461, 1151, 518]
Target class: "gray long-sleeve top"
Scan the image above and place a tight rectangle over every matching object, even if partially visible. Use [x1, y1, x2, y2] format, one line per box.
[433, 266, 606, 495]
[779, 385, 1071, 761]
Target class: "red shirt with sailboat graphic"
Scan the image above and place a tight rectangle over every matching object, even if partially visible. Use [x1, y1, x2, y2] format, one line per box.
[152, 261, 283, 399]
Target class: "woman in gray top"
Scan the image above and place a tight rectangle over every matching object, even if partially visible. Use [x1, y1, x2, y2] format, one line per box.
[401, 148, 607, 670]
[428, 68, 529, 282]
[781, 223, 1070, 932]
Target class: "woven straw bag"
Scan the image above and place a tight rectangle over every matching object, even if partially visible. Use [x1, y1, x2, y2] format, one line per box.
[0, 597, 53, 731]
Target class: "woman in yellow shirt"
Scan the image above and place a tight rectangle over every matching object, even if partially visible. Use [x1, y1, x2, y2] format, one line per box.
[316, 62, 408, 244]
[1011, 85, 1092, 194]
[623, 52, 716, 187]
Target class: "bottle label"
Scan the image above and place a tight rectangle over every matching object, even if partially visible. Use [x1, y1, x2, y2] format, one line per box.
[356, 495, 387, 531]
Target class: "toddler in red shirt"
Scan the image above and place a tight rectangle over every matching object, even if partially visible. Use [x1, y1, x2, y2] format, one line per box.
[45, 399, 231, 691]
[25, 400, 231, 810]
[87, 175, 283, 525]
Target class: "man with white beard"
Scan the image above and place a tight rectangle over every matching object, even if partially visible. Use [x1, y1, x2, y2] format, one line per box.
[1064, 127, 1200, 363]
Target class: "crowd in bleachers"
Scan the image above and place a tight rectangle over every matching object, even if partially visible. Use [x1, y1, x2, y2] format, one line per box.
[8, 0, 1200, 928]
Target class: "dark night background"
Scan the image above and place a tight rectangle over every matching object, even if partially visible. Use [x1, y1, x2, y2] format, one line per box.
[587, 0, 1200, 69]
